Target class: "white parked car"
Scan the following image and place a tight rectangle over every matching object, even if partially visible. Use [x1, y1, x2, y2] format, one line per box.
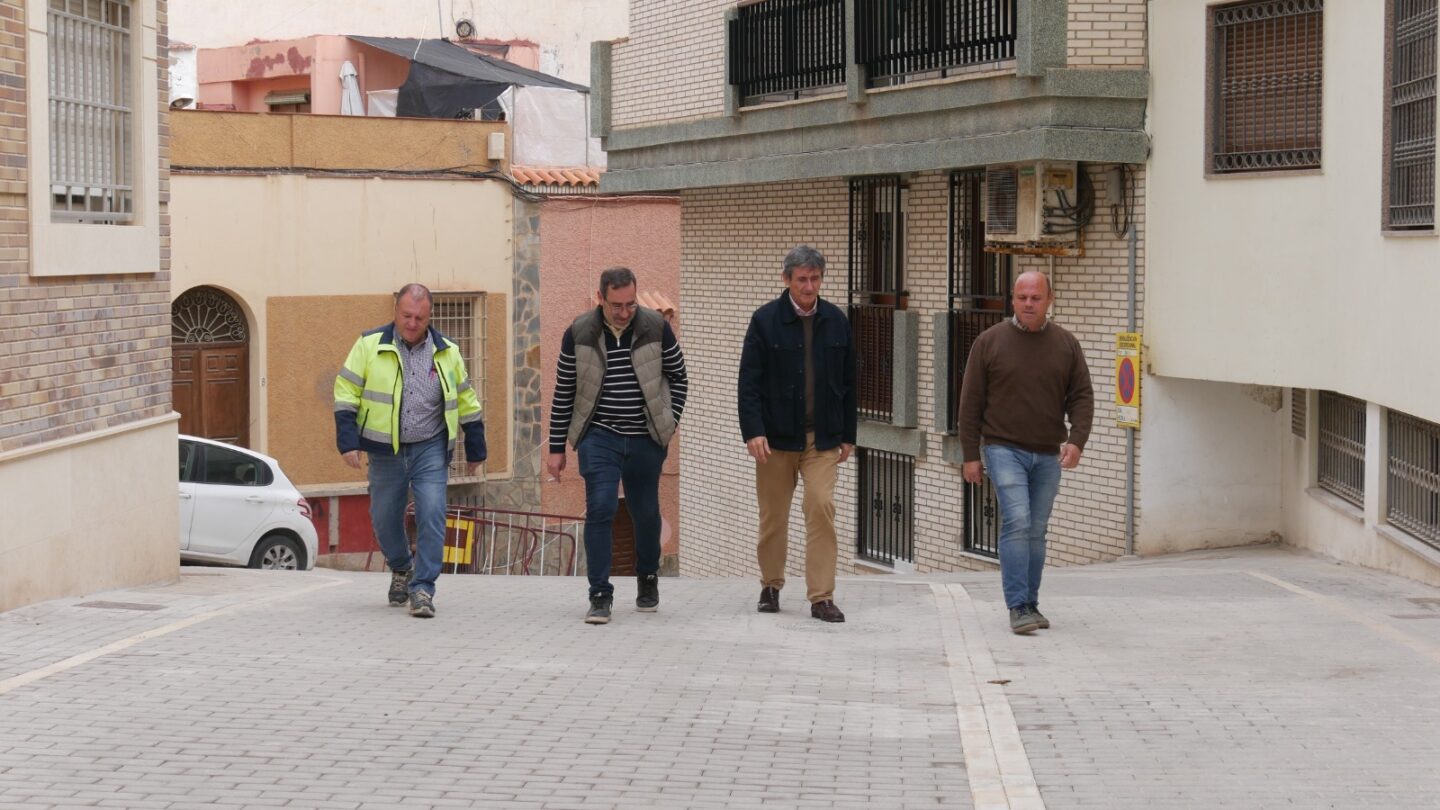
[178, 435, 319, 570]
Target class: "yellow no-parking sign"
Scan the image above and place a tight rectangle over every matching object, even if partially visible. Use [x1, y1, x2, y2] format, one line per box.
[1115, 332, 1141, 428]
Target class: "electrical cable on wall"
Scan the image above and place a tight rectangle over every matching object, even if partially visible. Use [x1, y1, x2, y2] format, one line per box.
[1110, 164, 1134, 238]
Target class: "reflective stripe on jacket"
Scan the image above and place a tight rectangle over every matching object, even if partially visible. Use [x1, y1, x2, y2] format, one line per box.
[333, 323, 486, 462]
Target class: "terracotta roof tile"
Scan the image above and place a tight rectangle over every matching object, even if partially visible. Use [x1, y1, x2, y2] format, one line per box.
[511, 165, 602, 187]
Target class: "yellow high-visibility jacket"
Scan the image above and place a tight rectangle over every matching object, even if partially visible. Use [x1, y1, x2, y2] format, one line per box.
[333, 323, 486, 462]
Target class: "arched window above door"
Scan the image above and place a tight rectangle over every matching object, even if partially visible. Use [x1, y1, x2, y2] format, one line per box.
[172, 287, 248, 344]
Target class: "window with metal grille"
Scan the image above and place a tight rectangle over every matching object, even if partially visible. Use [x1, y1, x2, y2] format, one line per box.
[728, 0, 846, 105]
[947, 169, 1009, 558]
[1291, 387, 1307, 438]
[857, 448, 914, 565]
[856, 0, 1018, 88]
[48, 0, 134, 224]
[1387, 409, 1440, 550]
[1209, 0, 1324, 174]
[1386, 0, 1437, 230]
[849, 175, 906, 422]
[947, 169, 1011, 433]
[1317, 391, 1365, 508]
[430, 294, 488, 478]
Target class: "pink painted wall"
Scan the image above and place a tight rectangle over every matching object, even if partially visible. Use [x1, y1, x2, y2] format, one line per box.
[539, 196, 684, 556]
[197, 36, 412, 114]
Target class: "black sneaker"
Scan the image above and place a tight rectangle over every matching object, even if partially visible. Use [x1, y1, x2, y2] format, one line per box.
[1009, 607, 1040, 635]
[636, 574, 659, 612]
[408, 591, 435, 619]
[388, 568, 413, 606]
[585, 595, 613, 625]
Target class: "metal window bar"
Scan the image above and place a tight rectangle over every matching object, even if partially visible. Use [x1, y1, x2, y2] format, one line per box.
[947, 170, 1008, 557]
[963, 475, 1000, 558]
[1387, 409, 1440, 549]
[849, 176, 905, 421]
[1317, 391, 1366, 508]
[1211, 0, 1324, 173]
[430, 294, 487, 478]
[856, 0, 1017, 88]
[49, 0, 133, 223]
[1389, 0, 1437, 229]
[403, 504, 584, 576]
[857, 448, 915, 564]
[1291, 387, 1307, 438]
[729, 0, 846, 104]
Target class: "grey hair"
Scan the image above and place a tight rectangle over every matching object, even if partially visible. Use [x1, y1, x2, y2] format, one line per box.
[598, 267, 637, 298]
[395, 283, 433, 306]
[782, 245, 826, 279]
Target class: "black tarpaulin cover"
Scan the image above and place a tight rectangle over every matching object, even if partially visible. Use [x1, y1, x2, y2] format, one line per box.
[350, 36, 587, 119]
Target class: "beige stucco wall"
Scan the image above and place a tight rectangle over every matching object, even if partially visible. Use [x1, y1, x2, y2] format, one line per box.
[0, 418, 180, 612]
[169, 0, 629, 85]
[1147, 1, 1440, 424]
[170, 174, 515, 461]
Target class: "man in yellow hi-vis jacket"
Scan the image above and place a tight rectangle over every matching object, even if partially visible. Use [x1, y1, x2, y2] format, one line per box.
[334, 284, 486, 618]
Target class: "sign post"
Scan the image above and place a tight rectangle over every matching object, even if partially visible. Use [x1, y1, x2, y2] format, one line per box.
[1115, 332, 1141, 428]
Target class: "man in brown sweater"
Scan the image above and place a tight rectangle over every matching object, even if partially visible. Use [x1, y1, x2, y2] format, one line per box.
[958, 270, 1094, 635]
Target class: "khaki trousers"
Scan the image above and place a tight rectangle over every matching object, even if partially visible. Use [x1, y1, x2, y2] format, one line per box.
[755, 433, 840, 603]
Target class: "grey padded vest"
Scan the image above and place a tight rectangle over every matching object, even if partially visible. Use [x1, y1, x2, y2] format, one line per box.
[566, 307, 677, 448]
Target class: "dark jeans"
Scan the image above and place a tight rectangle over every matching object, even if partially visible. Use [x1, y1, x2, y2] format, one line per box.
[577, 426, 666, 598]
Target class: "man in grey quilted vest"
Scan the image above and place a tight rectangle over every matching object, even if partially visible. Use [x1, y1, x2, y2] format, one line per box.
[546, 268, 689, 625]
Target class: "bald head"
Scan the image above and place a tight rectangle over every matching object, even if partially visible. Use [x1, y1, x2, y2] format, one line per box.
[1012, 271, 1054, 331]
[393, 283, 433, 346]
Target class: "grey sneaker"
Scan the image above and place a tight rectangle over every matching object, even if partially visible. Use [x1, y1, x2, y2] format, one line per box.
[1009, 607, 1040, 635]
[388, 568, 413, 606]
[636, 574, 659, 612]
[585, 595, 613, 625]
[408, 591, 435, 619]
[1030, 605, 1051, 630]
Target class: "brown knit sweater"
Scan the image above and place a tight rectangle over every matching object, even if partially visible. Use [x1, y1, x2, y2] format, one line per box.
[958, 320, 1094, 461]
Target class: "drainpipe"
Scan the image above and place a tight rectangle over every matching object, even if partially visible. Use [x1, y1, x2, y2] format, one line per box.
[1124, 219, 1138, 556]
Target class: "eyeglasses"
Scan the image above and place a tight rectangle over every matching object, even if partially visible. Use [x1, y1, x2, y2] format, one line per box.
[605, 302, 638, 313]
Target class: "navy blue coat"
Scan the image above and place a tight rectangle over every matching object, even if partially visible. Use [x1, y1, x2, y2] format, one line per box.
[738, 291, 858, 452]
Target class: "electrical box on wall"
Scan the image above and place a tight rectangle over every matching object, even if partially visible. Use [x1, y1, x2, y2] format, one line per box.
[983, 161, 1085, 257]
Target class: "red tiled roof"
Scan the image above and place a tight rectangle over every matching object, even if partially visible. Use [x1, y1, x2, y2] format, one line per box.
[511, 166, 602, 187]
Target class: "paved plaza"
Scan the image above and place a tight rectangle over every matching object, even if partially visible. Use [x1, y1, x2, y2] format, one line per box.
[1, 545, 1438, 809]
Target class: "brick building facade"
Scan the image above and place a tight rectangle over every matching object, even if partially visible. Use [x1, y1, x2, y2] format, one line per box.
[0, 0, 177, 611]
[595, 0, 1153, 584]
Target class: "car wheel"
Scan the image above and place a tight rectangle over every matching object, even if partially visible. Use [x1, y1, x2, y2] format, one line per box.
[250, 534, 303, 570]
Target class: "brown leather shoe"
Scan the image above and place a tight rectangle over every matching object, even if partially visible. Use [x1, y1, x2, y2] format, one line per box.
[757, 586, 780, 613]
[810, 600, 845, 623]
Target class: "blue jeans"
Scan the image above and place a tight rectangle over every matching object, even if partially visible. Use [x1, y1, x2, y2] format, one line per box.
[368, 432, 449, 596]
[577, 427, 666, 598]
[982, 444, 1062, 611]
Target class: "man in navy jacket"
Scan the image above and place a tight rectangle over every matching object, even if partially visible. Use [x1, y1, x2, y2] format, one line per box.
[738, 245, 857, 623]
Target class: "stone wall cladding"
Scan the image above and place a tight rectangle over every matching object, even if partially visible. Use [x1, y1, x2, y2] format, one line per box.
[609, 0, 733, 129]
[679, 165, 1145, 578]
[0, 0, 173, 453]
[1068, 0, 1147, 68]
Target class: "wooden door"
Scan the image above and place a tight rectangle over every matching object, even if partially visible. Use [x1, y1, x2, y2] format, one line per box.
[173, 344, 249, 447]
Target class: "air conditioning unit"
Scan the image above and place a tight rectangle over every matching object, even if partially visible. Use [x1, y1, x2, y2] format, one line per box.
[983, 161, 1084, 256]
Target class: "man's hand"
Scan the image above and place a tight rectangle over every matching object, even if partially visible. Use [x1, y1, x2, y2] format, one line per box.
[342, 450, 363, 470]
[1060, 443, 1083, 470]
[837, 443, 853, 464]
[746, 436, 771, 464]
[962, 460, 983, 484]
[465, 462, 481, 476]
[546, 452, 566, 481]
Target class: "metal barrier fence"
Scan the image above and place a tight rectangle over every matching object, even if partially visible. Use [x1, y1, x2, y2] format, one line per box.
[728, 0, 846, 102]
[401, 504, 584, 576]
[857, 0, 1018, 87]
